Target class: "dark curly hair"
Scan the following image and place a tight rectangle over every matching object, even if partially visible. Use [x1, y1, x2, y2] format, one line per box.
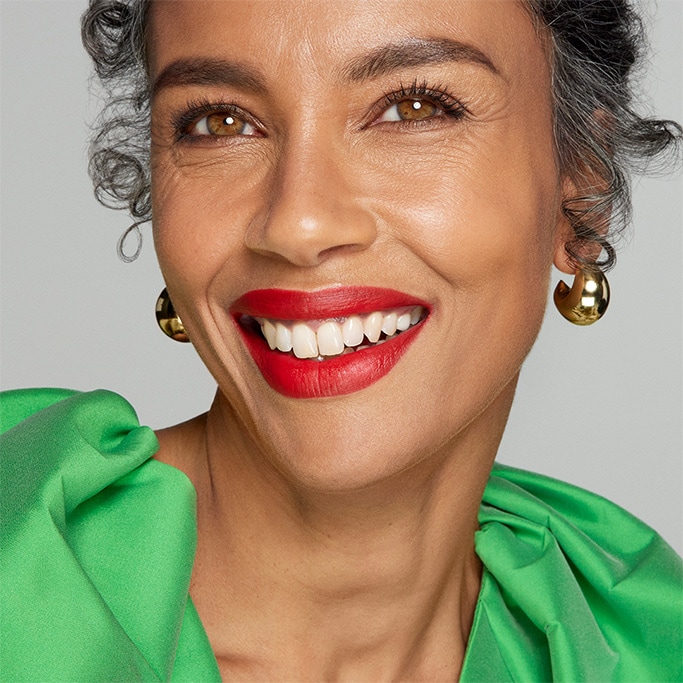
[81, 0, 681, 269]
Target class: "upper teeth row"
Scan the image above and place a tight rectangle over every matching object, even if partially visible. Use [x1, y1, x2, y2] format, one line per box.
[256, 306, 425, 359]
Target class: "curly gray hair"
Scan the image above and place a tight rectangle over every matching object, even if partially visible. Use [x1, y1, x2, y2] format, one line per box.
[81, 0, 681, 269]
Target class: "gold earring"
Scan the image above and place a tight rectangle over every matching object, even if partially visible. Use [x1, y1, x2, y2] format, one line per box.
[155, 288, 190, 342]
[554, 267, 610, 325]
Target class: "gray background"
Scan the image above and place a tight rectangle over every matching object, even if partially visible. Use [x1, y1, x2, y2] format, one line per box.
[1, 0, 681, 553]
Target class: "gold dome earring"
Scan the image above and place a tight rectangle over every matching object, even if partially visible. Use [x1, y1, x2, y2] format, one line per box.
[155, 288, 190, 342]
[554, 267, 610, 325]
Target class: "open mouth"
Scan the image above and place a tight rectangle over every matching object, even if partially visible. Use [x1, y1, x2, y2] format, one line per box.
[231, 287, 430, 399]
[239, 305, 427, 361]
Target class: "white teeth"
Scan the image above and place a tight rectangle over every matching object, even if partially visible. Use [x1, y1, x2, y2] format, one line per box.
[256, 305, 426, 358]
[292, 323, 318, 359]
[342, 316, 364, 347]
[262, 319, 277, 349]
[364, 312, 383, 343]
[275, 323, 292, 353]
[317, 321, 345, 356]
[381, 312, 398, 336]
[397, 312, 411, 331]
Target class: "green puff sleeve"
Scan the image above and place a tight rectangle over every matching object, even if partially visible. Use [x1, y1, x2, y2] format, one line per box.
[461, 464, 683, 682]
[0, 389, 220, 682]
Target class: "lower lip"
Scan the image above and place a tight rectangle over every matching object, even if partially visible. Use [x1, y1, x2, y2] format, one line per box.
[236, 321, 425, 399]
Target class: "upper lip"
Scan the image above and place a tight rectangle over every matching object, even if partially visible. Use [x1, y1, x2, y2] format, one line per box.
[230, 286, 431, 320]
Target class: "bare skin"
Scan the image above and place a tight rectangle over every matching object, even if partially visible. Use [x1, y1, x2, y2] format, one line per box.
[150, 0, 575, 679]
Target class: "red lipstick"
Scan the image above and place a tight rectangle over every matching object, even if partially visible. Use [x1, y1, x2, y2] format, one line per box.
[231, 287, 429, 399]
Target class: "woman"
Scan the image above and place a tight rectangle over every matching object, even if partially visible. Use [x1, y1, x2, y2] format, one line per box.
[2, 0, 681, 548]
[1, 0, 681, 681]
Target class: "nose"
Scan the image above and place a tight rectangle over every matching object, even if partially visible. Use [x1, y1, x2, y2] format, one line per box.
[244, 135, 377, 267]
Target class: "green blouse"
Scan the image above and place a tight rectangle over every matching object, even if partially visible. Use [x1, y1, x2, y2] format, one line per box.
[1, 388, 681, 682]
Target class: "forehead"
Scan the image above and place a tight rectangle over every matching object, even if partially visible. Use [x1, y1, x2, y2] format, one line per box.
[147, 0, 546, 85]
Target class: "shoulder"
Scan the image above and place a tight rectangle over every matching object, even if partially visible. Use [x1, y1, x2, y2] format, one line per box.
[0, 388, 203, 681]
[1, 387, 163, 536]
[1, 386, 80, 432]
[471, 463, 682, 682]
[1, 386, 146, 435]
[481, 463, 680, 569]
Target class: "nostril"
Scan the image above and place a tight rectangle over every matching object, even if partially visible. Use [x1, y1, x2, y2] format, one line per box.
[317, 242, 369, 261]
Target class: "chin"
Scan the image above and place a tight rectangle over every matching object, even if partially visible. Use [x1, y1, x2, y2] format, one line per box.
[221, 372, 484, 495]
[265, 431, 429, 494]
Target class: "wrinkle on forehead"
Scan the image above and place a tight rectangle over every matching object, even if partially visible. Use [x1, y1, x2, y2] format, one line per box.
[147, 0, 548, 93]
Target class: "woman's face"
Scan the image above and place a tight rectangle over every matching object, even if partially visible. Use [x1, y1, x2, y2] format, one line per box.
[149, 0, 569, 489]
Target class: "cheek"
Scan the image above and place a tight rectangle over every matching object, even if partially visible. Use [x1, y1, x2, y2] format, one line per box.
[150, 150, 266, 296]
[362, 129, 561, 291]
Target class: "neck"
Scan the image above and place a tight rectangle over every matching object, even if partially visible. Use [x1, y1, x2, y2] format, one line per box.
[157, 383, 515, 681]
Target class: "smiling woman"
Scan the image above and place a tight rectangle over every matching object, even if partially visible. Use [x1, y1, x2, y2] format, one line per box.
[1, 0, 682, 681]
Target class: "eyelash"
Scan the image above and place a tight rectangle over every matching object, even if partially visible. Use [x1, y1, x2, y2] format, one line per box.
[171, 80, 469, 140]
[172, 98, 258, 140]
[373, 80, 469, 124]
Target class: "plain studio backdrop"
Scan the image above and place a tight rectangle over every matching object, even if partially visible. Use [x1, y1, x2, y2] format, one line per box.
[1, 1, 681, 554]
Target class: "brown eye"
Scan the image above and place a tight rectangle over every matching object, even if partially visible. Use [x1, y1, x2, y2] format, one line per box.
[396, 99, 439, 120]
[378, 98, 441, 123]
[192, 111, 258, 136]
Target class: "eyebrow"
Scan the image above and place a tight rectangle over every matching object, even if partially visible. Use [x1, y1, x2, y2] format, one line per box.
[151, 37, 498, 98]
[152, 58, 267, 98]
[341, 38, 499, 82]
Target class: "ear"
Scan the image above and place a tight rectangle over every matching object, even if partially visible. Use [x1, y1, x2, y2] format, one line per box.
[552, 171, 609, 274]
[552, 215, 576, 274]
[552, 175, 580, 275]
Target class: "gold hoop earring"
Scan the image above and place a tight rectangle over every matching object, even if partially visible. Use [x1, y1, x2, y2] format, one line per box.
[155, 288, 190, 342]
[554, 267, 610, 325]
